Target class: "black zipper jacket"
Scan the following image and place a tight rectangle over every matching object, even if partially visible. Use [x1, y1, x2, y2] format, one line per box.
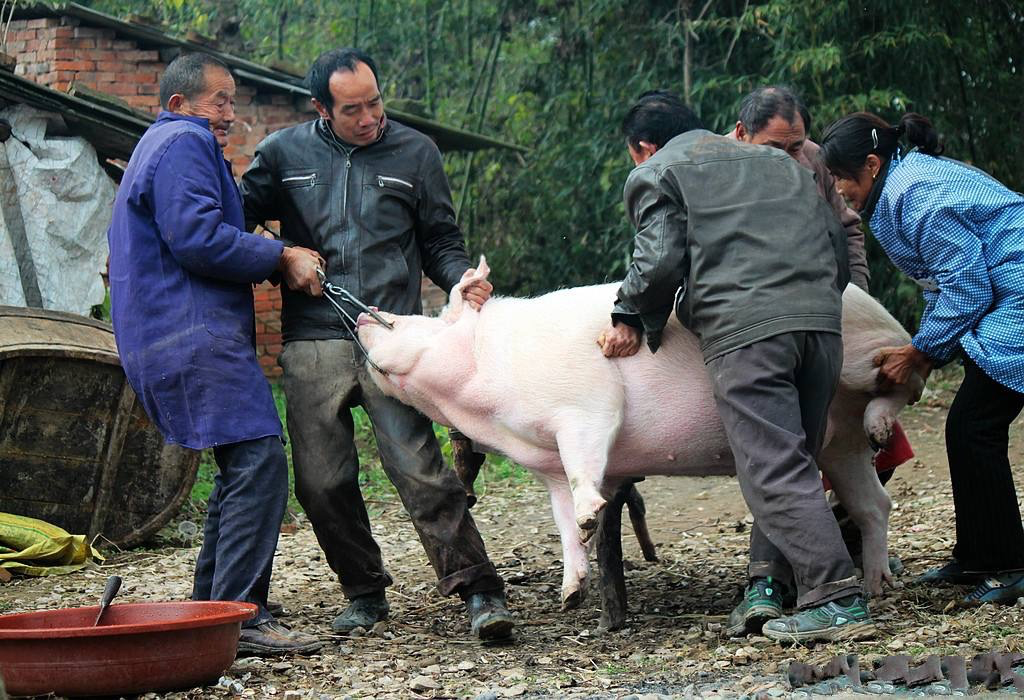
[240, 117, 471, 341]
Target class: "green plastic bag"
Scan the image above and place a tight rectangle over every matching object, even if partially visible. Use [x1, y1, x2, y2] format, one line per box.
[0, 513, 104, 577]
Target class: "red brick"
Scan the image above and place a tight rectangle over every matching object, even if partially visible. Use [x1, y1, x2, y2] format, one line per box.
[14, 29, 36, 41]
[87, 50, 120, 62]
[68, 38, 95, 48]
[96, 61, 123, 72]
[123, 95, 157, 107]
[53, 49, 75, 60]
[53, 59, 94, 71]
[94, 37, 113, 49]
[124, 71, 157, 83]
[26, 18, 60, 29]
[25, 39, 41, 51]
[72, 26, 105, 38]
[5, 40, 26, 52]
[53, 27, 76, 38]
[121, 50, 158, 62]
[138, 83, 160, 95]
[102, 82, 139, 96]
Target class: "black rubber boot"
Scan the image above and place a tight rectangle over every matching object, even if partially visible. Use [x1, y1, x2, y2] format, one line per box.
[331, 591, 389, 633]
[465, 591, 514, 641]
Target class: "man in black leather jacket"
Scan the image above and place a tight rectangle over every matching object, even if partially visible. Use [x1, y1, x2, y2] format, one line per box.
[240, 48, 513, 641]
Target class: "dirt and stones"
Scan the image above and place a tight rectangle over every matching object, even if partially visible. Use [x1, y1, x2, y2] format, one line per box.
[2, 375, 1023, 699]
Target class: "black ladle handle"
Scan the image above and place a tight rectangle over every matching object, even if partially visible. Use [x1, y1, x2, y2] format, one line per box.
[93, 575, 122, 626]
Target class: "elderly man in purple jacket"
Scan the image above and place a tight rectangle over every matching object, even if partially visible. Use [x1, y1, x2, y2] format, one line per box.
[107, 53, 323, 656]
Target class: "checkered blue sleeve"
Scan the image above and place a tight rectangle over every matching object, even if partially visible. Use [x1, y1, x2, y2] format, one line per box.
[895, 185, 995, 362]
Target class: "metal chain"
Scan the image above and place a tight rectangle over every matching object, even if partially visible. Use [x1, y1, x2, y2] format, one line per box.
[316, 269, 393, 375]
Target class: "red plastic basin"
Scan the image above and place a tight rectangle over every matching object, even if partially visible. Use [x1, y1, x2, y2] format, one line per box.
[0, 601, 257, 697]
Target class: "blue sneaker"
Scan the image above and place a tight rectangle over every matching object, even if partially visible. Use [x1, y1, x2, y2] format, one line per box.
[914, 560, 985, 586]
[762, 596, 875, 643]
[726, 577, 785, 637]
[962, 573, 1024, 606]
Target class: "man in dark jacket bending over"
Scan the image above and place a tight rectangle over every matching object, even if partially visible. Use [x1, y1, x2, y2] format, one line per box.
[239, 48, 512, 641]
[597, 91, 873, 643]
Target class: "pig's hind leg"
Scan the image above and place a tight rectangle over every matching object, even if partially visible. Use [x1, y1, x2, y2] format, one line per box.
[819, 436, 893, 596]
[555, 410, 620, 541]
[543, 475, 592, 609]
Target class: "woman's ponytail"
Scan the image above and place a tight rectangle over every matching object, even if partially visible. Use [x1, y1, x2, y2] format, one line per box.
[898, 113, 943, 156]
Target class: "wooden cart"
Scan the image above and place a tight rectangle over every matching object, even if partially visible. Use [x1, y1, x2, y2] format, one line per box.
[0, 306, 199, 548]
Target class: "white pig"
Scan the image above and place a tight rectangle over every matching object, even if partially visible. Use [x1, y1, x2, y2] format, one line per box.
[356, 259, 920, 608]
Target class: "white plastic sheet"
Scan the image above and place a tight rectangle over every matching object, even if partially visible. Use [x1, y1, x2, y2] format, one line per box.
[0, 104, 115, 314]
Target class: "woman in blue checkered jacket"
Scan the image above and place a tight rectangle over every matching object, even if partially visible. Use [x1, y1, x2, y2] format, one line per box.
[819, 111, 1024, 605]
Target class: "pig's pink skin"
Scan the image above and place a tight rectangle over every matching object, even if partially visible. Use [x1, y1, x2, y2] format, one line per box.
[358, 281, 917, 606]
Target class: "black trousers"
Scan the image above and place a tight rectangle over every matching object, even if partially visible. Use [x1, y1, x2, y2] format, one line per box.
[280, 339, 503, 600]
[946, 356, 1024, 572]
[708, 331, 859, 608]
[192, 435, 289, 627]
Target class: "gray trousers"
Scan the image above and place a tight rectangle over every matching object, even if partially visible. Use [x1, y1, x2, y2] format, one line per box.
[280, 339, 503, 600]
[707, 331, 859, 608]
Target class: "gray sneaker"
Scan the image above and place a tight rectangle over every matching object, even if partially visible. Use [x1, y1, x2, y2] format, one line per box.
[762, 596, 875, 643]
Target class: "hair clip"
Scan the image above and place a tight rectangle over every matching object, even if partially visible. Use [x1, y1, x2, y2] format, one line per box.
[871, 128, 879, 150]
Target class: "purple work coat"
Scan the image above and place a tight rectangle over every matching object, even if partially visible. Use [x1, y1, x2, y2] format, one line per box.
[108, 111, 284, 449]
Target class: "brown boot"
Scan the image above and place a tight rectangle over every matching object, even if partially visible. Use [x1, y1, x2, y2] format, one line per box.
[236, 621, 322, 657]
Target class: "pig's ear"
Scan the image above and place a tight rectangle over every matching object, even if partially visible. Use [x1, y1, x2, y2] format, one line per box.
[443, 256, 490, 324]
[442, 291, 466, 323]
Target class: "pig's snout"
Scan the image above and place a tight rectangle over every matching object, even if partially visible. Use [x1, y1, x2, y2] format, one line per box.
[356, 313, 372, 329]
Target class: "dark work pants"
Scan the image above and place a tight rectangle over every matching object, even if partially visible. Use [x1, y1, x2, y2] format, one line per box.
[280, 339, 503, 600]
[708, 331, 860, 608]
[947, 356, 1024, 572]
[192, 435, 288, 627]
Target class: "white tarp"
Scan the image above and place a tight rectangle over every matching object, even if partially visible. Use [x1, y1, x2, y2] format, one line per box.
[0, 104, 115, 314]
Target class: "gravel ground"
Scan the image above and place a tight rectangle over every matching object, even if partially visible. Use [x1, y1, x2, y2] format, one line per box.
[2, 377, 1023, 699]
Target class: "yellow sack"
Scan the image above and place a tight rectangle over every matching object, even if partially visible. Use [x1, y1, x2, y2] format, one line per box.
[0, 513, 104, 577]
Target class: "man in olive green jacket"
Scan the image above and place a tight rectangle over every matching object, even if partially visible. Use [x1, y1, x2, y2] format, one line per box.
[598, 90, 873, 644]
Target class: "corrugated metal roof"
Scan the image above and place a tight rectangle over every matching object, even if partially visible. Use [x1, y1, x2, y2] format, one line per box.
[13, 1, 526, 153]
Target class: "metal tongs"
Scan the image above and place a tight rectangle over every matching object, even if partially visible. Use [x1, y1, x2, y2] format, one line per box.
[316, 268, 394, 330]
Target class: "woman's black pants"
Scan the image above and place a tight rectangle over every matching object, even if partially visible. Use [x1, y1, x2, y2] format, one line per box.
[946, 356, 1024, 572]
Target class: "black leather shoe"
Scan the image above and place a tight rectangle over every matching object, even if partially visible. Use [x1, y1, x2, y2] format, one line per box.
[331, 591, 389, 633]
[466, 591, 514, 641]
[236, 621, 322, 657]
[914, 560, 986, 586]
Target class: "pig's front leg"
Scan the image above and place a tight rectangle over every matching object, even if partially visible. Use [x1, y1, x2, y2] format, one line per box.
[819, 432, 893, 596]
[554, 408, 621, 541]
[542, 474, 591, 610]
